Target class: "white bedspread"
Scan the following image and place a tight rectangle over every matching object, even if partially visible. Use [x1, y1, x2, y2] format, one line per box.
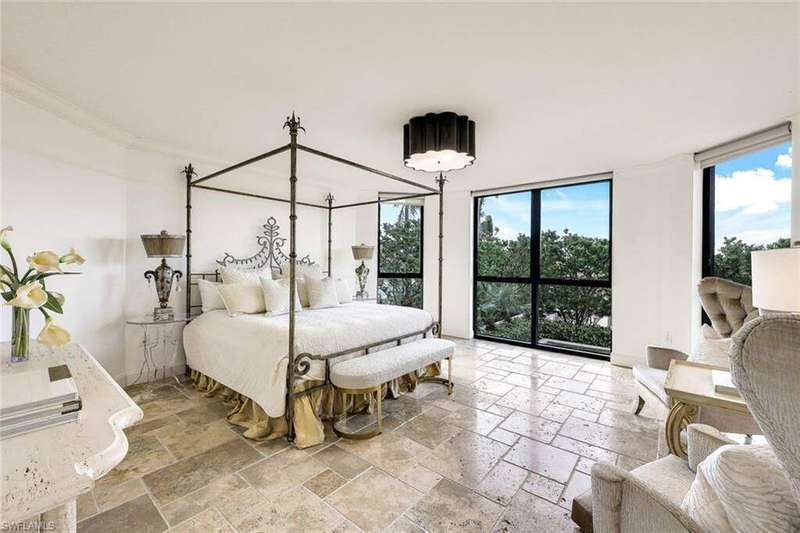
[183, 303, 433, 417]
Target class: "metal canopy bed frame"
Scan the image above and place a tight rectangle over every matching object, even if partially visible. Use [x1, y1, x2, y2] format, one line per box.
[182, 113, 447, 442]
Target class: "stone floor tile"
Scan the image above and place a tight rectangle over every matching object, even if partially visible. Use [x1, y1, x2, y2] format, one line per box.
[543, 376, 589, 394]
[553, 390, 605, 413]
[240, 451, 326, 501]
[494, 489, 573, 532]
[597, 408, 661, 434]
[495, 387, 555, 416]
[77, 494, 167, 533]
[396, 464, 444, 493]
[253, 436, 292, 457]
[336, 432, 431, 477]
[231, 486, 345, 533]
[538, 362, 581, 379]
[520, 472, 564, 503]
[214, 487, 270, 525]
[160, 474, 250, 526]
[558, 419, 657, 462]
[443, 406, 505, 436]
[538, 403, 573, 423]
[573, 371, 596, 384]
[169, 508, 234, 533]
[550, 435, 618, 463]
[487, 427, 520, 446]
[420, 431, 508, 488]
[407, 478, 504, 533]
[570, 409, 600, 422]
[500, 411, 561, 444]
[559, 471, 592, 509]
[504, 437, 579, 483]
[471, 377, 516, 397]
[159, 419, 239, 461]
[326, 468, 422, 532]
[475, 460, 528, 506]
[76, 491, 98, 522]
[503, 372, 547, 389]
[575, 457, 596, 475]
[312, 444, 372, 479]
[143, 439, 261, 506]
[93, 478, 146, 511]
[385, 516, 426, 533]
[304, 468, 348, 498]
[174, 400, 231, 426]
[397, 412, 462, 448]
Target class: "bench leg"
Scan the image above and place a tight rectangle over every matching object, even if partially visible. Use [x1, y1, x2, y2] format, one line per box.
[332, 385, 383, 440]
[419, 354, 454, 395]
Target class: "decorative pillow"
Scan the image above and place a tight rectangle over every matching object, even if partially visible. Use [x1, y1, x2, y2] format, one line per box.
[306, 277, 339, 309]
[260, 277, 302, 316]
[335, 278, 352, 303]
[681, 444, 800, 533]
[220, 266, 271, 286]
[198, 279, 225, 313]
[275, 262, 324, 281]
[217, 283, 266, 315]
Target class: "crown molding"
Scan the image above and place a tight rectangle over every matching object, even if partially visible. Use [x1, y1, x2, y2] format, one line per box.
[1, 65, 139, 147]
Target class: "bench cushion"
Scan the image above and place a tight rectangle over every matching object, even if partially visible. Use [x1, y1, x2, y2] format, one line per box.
[330, 338, 454, 390]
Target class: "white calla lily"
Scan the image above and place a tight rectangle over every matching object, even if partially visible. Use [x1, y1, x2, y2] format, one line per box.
[60, 248, 85, 266]
[28, 251, 62, 273]
[0, 226, 12, 251]
[37, 318, 71, 347]
[6, 281, 48, 309]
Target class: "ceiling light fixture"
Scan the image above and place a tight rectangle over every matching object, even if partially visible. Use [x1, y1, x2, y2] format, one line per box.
[403, 112, 476, 173]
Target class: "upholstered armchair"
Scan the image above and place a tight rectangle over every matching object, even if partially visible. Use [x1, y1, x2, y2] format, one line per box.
[573, 315, 800, 533]
[632, 278, 759, 437]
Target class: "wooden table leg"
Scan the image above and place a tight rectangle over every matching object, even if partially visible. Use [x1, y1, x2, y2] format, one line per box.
[665, 401, 697, 459]
[41, 499, 76, 533]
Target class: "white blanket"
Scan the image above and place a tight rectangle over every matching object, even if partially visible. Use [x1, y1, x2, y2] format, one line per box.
[183, 303, 433, 417]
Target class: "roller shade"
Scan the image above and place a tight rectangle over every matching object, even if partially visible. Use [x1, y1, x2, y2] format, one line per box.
[695, 123, 791, 168]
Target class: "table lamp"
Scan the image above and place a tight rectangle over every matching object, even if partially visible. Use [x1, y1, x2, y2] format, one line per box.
[351, 244, 374, 299]
[751, 245, 800, 314]
[141, 230, 185, 320]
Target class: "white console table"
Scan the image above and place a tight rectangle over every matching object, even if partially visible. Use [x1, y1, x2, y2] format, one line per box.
[1, 342, 143, 532]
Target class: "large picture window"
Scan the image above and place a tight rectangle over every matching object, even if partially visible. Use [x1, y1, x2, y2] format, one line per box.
[473, 179, 612, 358]
[377, 197, 424, 308]
[702, 140, 792, 286]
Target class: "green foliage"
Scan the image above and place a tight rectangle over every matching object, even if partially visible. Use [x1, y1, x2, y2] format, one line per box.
[377, 203, 423, 308]
[713, 236, 790, 286]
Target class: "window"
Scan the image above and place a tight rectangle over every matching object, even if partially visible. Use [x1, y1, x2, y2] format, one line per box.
[474, 179, 612, 358]
[702, 140, 792, 286]
[377, 197, 423, 308]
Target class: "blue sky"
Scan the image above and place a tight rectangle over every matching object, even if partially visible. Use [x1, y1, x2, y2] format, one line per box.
[480, 181, 611, 240]
[714, 141, 792, 248]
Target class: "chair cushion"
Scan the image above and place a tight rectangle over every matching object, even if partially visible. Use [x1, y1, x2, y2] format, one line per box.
[632, 365, 669, 405]
[634, 455, 696, 503]
[681, 444, 800, 533]
[571, 489, 593, 532]
[331, 338, 454, 390]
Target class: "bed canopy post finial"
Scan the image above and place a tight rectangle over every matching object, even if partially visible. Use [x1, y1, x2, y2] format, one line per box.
[284, 112, 303, 442]
[436, 172, 446, 338]
[326, 193, 334, 276]
[183, 163, 197, 319]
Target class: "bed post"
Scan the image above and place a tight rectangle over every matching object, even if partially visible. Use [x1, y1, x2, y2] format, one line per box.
[436, 173, 446, 338]
[183, 163, 196, 318]
[284, 113, 303, 442]
[326, 193, 334, 277]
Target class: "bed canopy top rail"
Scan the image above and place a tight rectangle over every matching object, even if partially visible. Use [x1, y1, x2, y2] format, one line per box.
[184, 112, 445, 443]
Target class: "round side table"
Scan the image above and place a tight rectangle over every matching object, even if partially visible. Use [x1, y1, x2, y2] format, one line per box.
[126, 314, 191, 385]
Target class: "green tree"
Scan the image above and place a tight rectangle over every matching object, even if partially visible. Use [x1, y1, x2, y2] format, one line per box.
[713, 236, 790, 285]
[377, 203, 423, 308]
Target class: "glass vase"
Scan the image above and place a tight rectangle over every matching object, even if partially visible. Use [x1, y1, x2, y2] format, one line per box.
[11, 307, 30, 363]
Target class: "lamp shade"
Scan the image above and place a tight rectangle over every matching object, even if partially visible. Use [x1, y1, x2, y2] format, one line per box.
[141, 230, 186, 258]
[403, 112, 475, 173]
[751, 247, 800, 312]
[352, 244, 374, 260]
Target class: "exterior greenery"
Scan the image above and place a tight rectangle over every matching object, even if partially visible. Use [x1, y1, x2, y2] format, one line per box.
[377, 202, 423, 308]
[712, 236, 790, 286]
[476, 197, 612, 352]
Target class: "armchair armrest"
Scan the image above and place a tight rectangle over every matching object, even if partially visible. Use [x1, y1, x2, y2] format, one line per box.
[646, 345, 688, 371]
[591, 462, 625, 533]
[686, 424, 736, 472]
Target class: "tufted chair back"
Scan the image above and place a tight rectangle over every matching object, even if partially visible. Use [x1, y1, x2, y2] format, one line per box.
[698, 277, 758, 338]
[730, 315, 800, 504]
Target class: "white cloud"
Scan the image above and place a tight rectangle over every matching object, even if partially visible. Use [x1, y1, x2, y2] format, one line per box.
[776, 146, 792, 168]
[715, 168, 791, 215]
[730, 228, 787, 247]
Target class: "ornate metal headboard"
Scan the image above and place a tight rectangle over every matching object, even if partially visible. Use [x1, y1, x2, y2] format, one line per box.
[216, 216, 315, 272]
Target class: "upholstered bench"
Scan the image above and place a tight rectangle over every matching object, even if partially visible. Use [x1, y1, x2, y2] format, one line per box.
[330, 338, 455, 439]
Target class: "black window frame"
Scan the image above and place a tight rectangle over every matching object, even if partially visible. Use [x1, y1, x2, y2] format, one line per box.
[472, 178, 613, 360]
[377, 199, 424, 308]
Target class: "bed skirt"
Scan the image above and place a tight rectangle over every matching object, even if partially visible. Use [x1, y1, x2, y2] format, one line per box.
[189, 363, 440, 448]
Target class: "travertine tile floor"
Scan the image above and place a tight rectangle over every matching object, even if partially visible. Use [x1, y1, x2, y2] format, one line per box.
[77, 338, 663, 533]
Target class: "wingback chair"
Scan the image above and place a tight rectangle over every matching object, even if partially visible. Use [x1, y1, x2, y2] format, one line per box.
[572, 315, 800, 532]
[632, 278, 759, 437]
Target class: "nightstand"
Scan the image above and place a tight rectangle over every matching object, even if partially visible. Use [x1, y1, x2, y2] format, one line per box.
[125, 314, 191, 385]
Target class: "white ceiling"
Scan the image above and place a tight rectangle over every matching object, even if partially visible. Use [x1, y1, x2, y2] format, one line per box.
[2, 2, 798, 193]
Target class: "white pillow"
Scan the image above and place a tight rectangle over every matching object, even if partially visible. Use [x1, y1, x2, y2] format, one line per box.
[198, 279, 225, 313]
[306, 277, 339, 309]
[260, 277, 302, 317]
[335, 278, 352, 303]
[217, 283, 266, 315]
[220, 266, 271, 286]
[681, 444, 800, 533]
[275, 262, 324, 281]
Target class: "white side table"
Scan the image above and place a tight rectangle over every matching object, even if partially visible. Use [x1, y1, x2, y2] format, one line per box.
[1, 342, 142, 532]
[126, 314, 191, 385]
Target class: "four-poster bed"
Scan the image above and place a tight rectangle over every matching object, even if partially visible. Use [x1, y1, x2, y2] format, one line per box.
[182, 113, 447, 443]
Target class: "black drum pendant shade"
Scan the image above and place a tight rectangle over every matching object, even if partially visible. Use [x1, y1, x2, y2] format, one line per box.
[403, 112, 476, 172]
